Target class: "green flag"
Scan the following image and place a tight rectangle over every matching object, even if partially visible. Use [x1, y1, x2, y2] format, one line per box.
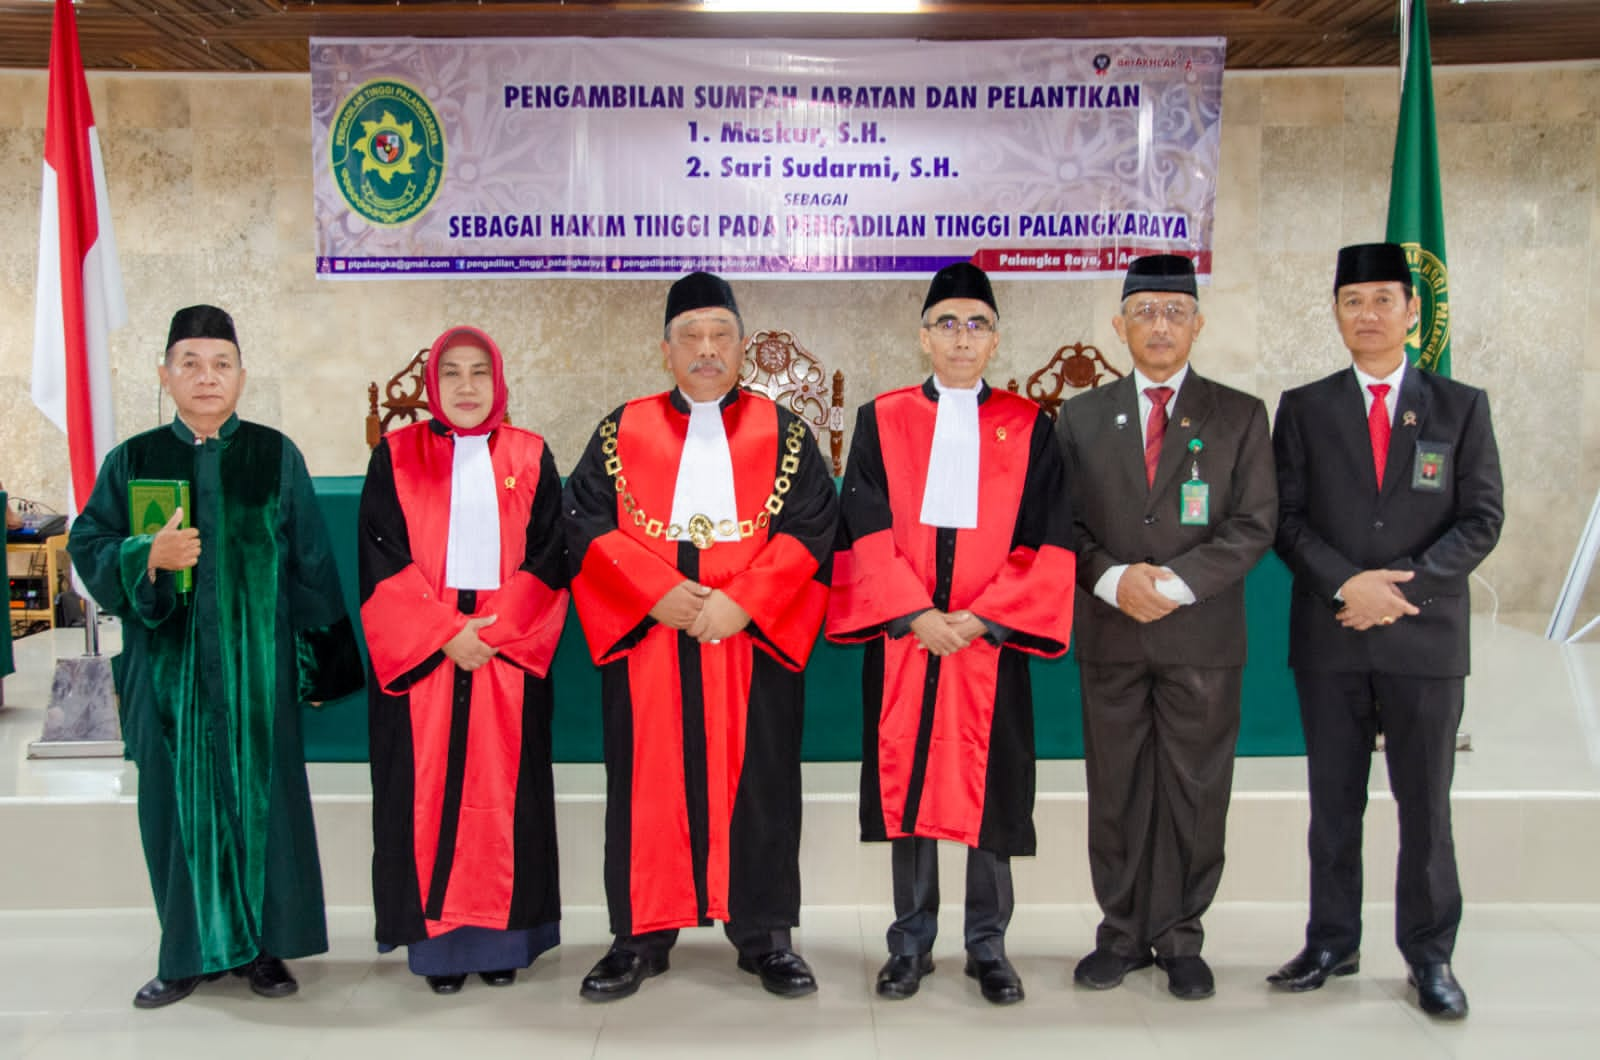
[1386, 0, 1450, 376]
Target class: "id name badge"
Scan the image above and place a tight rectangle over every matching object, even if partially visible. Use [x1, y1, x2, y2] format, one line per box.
[1412, 441, 1451, 492]
[1180, 480, 1210, 525]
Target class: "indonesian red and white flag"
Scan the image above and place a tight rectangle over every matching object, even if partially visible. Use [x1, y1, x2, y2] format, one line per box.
[32, 0, 126, 516]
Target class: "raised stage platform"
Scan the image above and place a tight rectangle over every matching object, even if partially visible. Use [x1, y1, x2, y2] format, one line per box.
[2, 613, 1597, 911]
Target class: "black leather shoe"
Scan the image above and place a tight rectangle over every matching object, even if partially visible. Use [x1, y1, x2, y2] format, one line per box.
[233, 953, 298, 998]
[875, 953, 934, 999]
[1073, 948, 1155, 990]
[579, 948, 669, 1002]
[1408, 962, 1468, 1020]
[1156, 954, 1215, 1000]
[133, 975, 201, 1009]
[964, 955, 1024, 1005]
[736, 948, 818, 998]
[426, 974, 466, 995]
[1266, 947, 1359, 992]
[478, 968, 517, 987]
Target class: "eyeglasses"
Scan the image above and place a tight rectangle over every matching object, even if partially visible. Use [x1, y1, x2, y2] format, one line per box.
[1126, 300, 1197, 326]
[926, 316, 996, 337]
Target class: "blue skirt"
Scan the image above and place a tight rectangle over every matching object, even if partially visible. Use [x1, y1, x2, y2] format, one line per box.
[381, 922, 560, 977]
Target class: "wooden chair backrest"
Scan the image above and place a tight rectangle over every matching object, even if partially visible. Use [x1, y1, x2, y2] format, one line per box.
[740, 329, 846, 476]
[1005, 341, 1125, 420]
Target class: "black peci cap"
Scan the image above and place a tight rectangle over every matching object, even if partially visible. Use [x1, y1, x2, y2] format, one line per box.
[922, 261, 997, 316]
[664, 271, 740, 329]
[1334, 242, 1413, 293]
[165, 304, 239, 352]
[1121, 254, 1198, 300]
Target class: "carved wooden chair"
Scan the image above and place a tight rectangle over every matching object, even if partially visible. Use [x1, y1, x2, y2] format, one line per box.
[740, 329, 847, 476]
[366, 348, 430, 448]
[1006, 341, 1125, 419]
[366, 347, 513, 448]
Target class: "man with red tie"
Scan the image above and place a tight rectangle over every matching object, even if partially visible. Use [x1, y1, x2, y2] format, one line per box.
[1057, 254, 1277, 1001]
[1268, 243, 1504, 1020]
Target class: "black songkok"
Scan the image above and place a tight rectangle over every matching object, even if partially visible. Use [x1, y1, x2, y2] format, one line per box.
[166, 304, 239, 352]
[1334, 242, 1413, 293]
[664, 271, 740, 329]
[1121, 254, 1198, 301]
[922, 261, 997, 316]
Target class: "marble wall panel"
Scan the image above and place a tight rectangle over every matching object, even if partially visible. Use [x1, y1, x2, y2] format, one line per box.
[1261, 74, 1344, 127]
[103, 78, 190, 130]
[1259, 126, 1346, 253]
[0, 65, 1596, 619]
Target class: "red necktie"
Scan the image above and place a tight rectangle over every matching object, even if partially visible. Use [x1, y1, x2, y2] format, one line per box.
[1368, 383, 1392, 489]
[1144, 385, 1172, 488]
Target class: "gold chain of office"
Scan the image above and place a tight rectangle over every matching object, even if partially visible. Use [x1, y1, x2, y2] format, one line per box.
[598, 417, 808, 550]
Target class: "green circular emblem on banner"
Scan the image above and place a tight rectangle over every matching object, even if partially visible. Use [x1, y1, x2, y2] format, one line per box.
[330, 79, 446, 227]
[1403, 243, 1449, 372]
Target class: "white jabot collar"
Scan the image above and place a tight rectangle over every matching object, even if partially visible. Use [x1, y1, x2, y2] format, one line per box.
[919, 376, 981, 529]
[669, 392, 740, 543]
[445, 433, 502, 591]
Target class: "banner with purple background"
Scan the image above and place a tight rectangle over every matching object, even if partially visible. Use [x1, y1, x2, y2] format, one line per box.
[311, 37, 1224, 280]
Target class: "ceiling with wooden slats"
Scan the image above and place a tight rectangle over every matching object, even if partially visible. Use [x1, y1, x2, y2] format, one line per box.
[0, 0, 1594, 74]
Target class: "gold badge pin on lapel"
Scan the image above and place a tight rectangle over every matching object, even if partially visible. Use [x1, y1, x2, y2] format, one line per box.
[1402, 411, 1417, 427]
[996, 427, 1007, 441]
[1180, 417, 1192, 428]
[504, 476, 516, 489]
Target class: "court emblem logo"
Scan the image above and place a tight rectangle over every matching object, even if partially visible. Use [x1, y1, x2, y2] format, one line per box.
[1403, 243, 1450, 373]
[330, 79, 445, 227]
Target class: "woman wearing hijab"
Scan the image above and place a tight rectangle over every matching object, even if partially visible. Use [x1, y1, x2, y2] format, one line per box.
[359, 326, 568, 994]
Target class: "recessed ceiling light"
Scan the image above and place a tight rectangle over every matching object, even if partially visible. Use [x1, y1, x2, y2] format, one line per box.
[702, 1, 922, 13]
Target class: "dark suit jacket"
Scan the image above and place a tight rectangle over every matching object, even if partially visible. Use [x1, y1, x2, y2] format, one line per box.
[1058, 370, 1277, 666]
[1272, 365, 1503, 677]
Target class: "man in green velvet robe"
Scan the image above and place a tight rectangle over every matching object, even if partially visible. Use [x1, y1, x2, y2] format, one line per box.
[68, 305, 362, 1010]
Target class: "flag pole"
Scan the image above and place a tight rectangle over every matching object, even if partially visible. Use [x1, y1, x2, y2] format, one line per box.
[29, 0, 126, 758]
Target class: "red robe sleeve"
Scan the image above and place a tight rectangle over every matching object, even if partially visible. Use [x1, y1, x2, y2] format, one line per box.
[721, 408, 838, 670]
[828, 401, 937, 643]
[563, 407, 687, 665]
[476, 441, 569, 678]
[358, 438, 469, 693]
[964, 407, 1076, 658]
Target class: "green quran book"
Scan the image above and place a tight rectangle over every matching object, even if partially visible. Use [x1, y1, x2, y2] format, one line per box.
[129, 479, 193, 594]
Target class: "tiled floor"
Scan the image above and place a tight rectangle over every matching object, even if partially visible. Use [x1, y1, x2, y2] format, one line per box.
[4, 903, 1600, 1059]
[4, 611, 1600, 1056]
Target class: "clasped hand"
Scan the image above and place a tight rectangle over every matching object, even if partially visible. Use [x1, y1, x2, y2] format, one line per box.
[147, 508, 201, 572]
[1116, 562, 1183, 624]
[910, 609, 987, 657]
[443, 614, 499, 671]
[650, 579, 751, 644]
[1336, 569, 1419, 630]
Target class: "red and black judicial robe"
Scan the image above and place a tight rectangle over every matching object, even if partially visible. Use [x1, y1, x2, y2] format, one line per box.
[829, 380, 1075, 856]
[359, 421, 569, 947]
[563, 388, 837, 937]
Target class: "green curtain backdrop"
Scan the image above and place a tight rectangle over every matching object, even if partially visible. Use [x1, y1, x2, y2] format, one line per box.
[301, 476, 1305, 763]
